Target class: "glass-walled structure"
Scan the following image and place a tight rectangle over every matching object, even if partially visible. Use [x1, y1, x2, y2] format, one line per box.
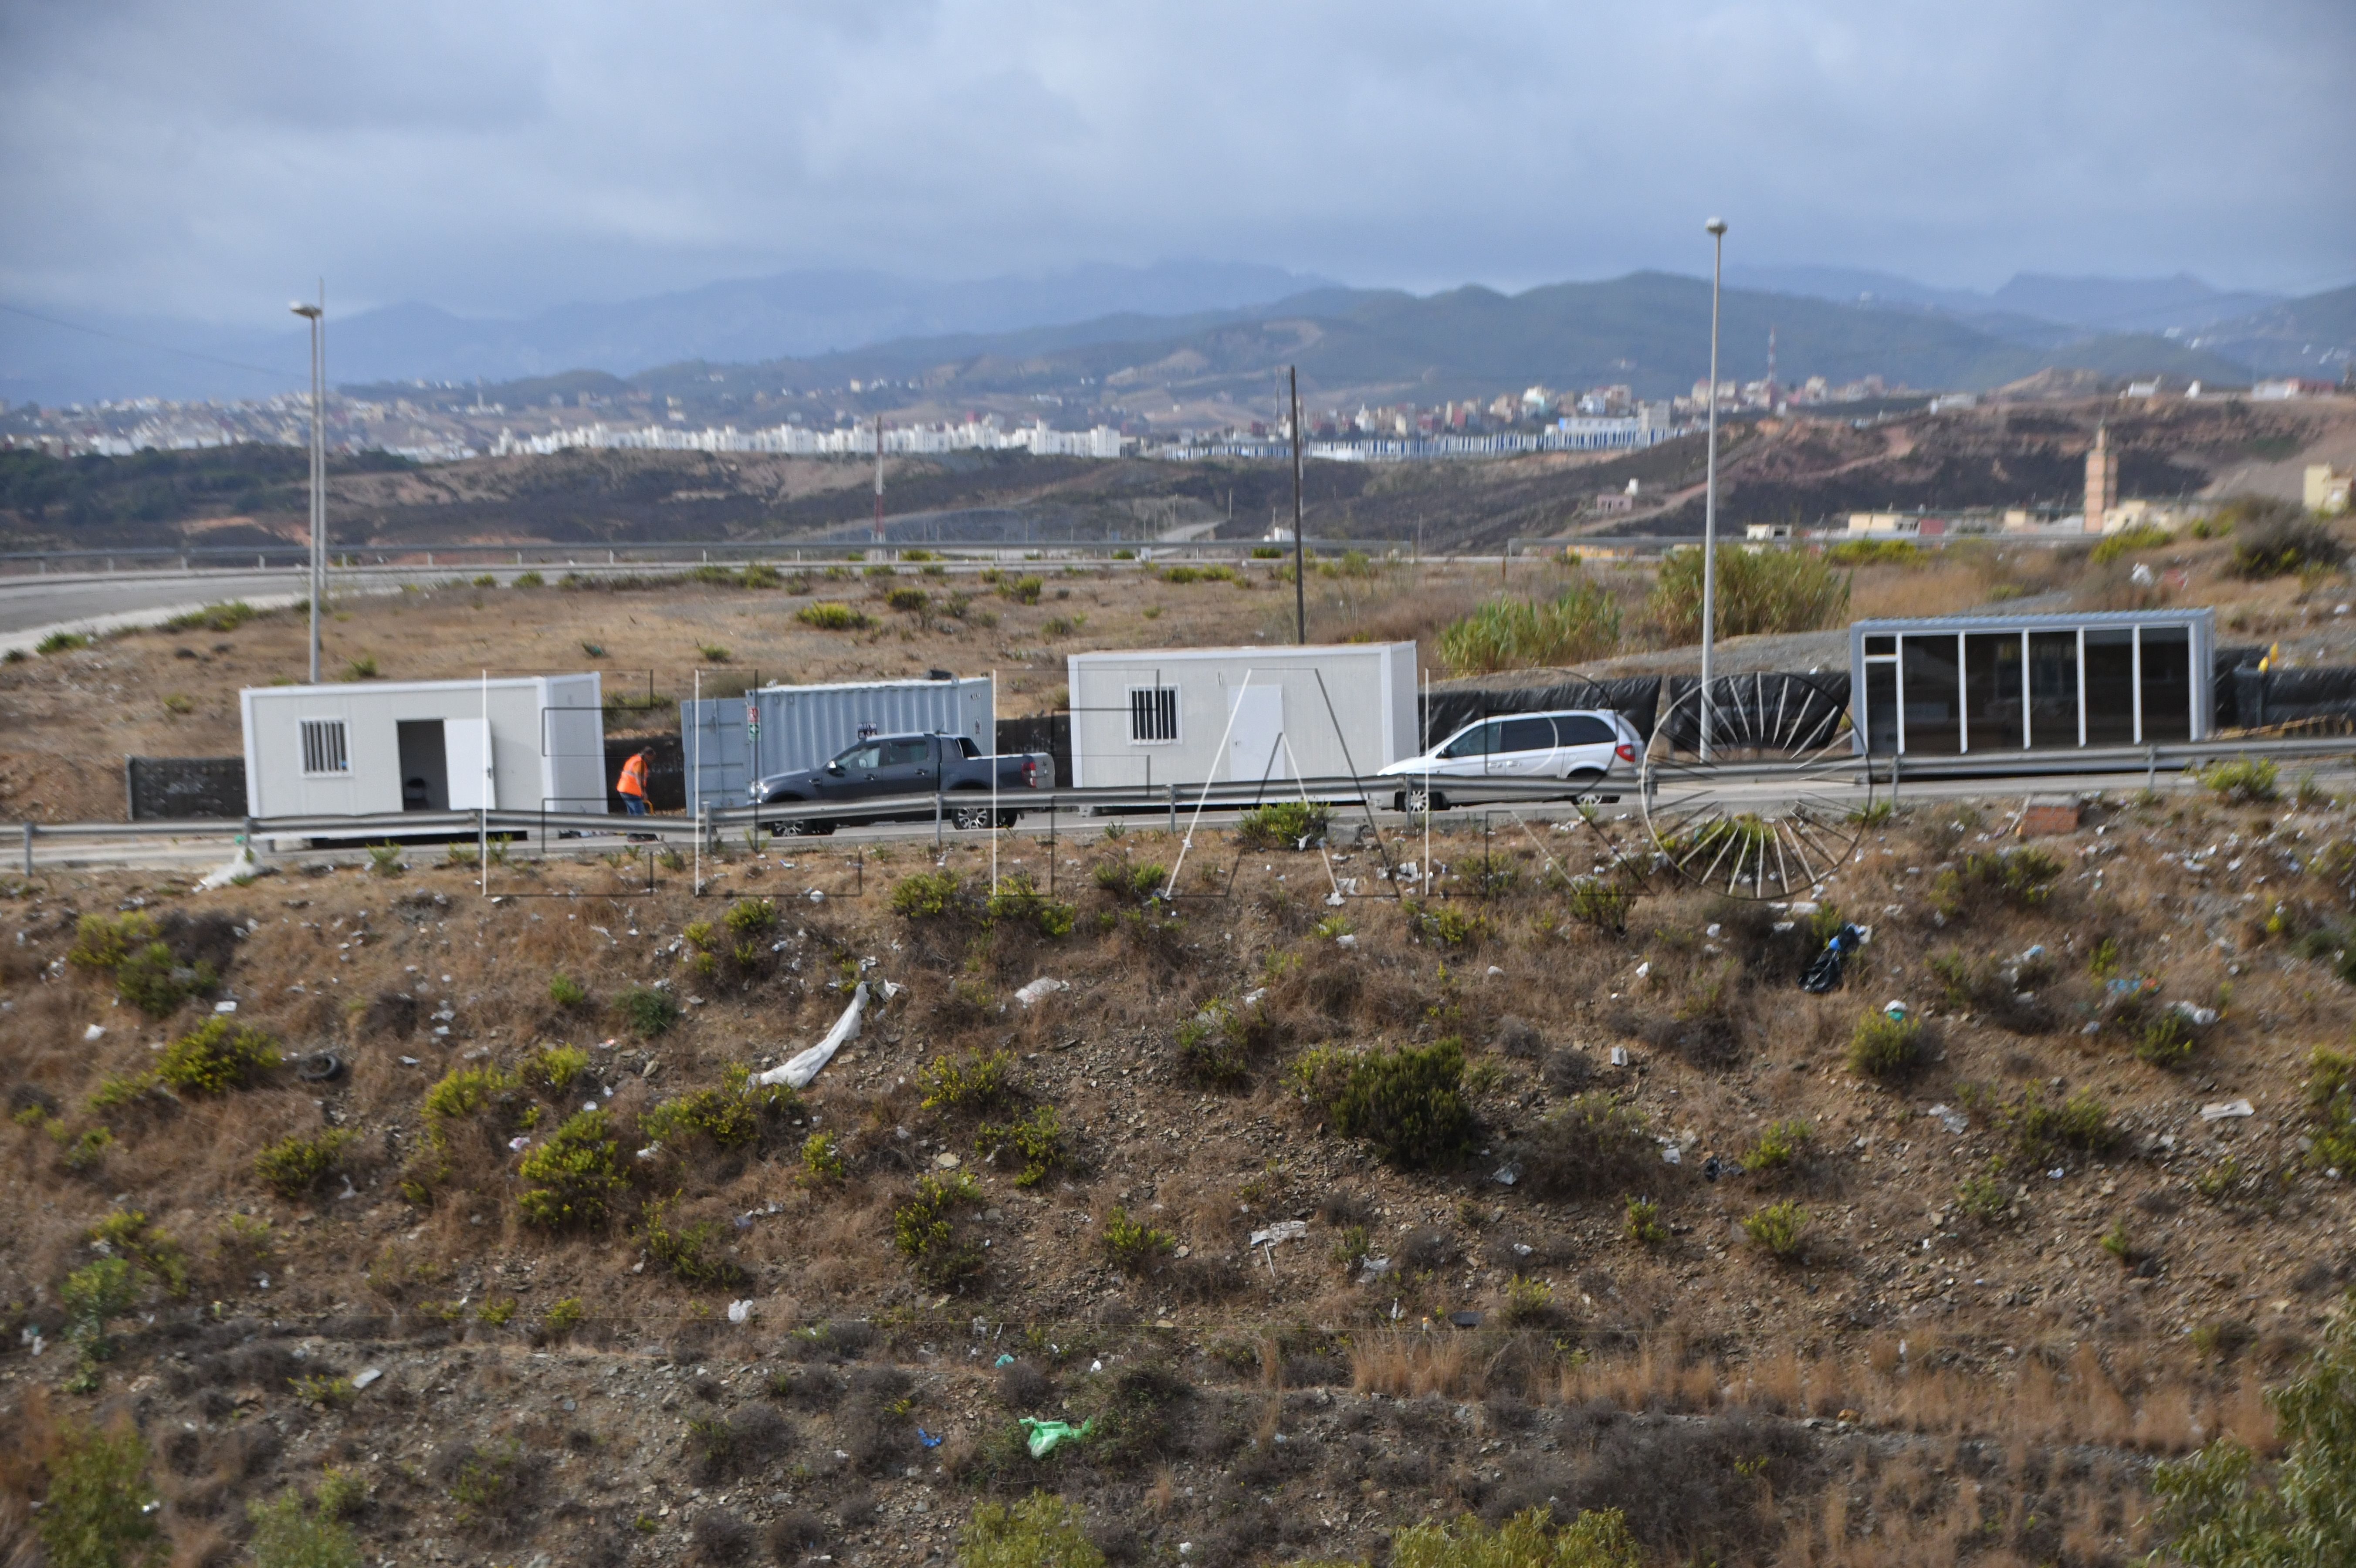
[1849, 610, 2214, 755]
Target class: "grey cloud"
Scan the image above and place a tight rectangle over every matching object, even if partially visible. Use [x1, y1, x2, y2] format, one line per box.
[0, 0, 2348, 329]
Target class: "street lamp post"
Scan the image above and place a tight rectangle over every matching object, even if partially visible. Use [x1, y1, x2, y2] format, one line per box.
[1699, 218, 1726, 762]
[290, 289, 324, 684]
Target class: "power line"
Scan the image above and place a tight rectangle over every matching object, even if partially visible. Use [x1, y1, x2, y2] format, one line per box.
[0, 301, 296, 382]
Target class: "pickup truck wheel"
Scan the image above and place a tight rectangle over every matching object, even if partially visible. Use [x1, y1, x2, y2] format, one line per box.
[950, 804, 995, 831]
[778, 817, 834, 837]
[996, 810, 1019, 829]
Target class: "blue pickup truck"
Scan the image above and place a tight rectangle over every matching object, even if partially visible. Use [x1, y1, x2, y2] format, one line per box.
[750, 732, 1055, 835]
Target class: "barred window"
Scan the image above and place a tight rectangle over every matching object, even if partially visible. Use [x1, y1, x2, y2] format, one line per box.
[300, 718, 349, 775]
[1128, 686, 1179, 744]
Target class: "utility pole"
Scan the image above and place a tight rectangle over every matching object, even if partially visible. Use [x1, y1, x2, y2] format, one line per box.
[1701, 218, 1727, 762]
[1290, 366, 1306, 645]
[290, 284, 325, 683]
[873, 414, 885, 544]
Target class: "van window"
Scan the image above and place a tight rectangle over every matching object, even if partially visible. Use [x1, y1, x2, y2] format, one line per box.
[1556, 714, 1617, 746]
[1498, 717, 1557, 753]
[1439, 721, 1501, 759]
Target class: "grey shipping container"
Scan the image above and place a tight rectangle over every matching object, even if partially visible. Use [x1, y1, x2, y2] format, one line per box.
[680, 676, 994, 813]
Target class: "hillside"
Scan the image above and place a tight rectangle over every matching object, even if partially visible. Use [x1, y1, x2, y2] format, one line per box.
[3, 782, 2353, 1566]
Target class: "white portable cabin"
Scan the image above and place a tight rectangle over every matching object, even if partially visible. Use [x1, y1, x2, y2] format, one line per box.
[1064, 642, 1417, 791]
[240, 674, 606, 821]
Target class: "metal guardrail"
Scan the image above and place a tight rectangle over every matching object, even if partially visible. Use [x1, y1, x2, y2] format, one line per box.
[8, 732, 2345, 873]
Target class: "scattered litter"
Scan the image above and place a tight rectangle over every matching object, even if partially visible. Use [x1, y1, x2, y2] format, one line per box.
[752, 980, 901, 1089]
[399, 1056, 420, 1067]
[1633, 961, 1651, 981]
[1013, 978, 1070, 1007]
[727, 1300, 753, 1324]
[507, 1135, 531, 1152]
[1022, 1413, 1093, 1450]
[1702, 1155, 1743, 1182]
[995, 1353, 1016, 1367]
[1705, 923, 1722, 938]
[1241, 987, 1268, 1007]
[918, 1426, 943, 1448]
[1448, 1310, 1483, 1328]
[1801, 924, 1867, 994]
[1926, 1104, 1970, 1134]
[1609, 1046, 1630, 1067]
[1089, 1359, 1104, 1373]
[1511, 1242, 1533, 1258]
[1491, 1165, 1518, 1186]
[197, 844, 261, 892]
[2200, 1099, 2254, 1122]
[1485, 965, 1504, 977]
[213, 1000, 237, 1014]
[84, 1024, 105, 1042]
[2170, 1001, 2220, 1027]
[1335, 934, 1357, 949]
[295, 1051, 342, 1082]
[1357, 1257, 1392, 1284]
[2130, 561, 2155, 587]
[350, 1369, 382, 1390]
[1248, 1220, 1309, 1247]
[1661, 1143, 1683, 1166]
[934, 1152, 961, 1169]
[1882, 999, 1909, 1021]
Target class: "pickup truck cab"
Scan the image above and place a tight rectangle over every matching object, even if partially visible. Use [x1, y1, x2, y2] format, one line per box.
[1378, 708, 1641, 812]
[750, 732, 1054, 835]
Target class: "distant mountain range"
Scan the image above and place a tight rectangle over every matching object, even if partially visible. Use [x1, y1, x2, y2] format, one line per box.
[2, 260, 2347, 412]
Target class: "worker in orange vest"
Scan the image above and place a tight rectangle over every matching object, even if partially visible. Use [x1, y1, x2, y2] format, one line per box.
[617, 750, 651, 817]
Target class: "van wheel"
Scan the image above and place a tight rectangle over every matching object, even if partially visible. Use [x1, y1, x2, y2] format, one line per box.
[1405, 786, 1445, 814]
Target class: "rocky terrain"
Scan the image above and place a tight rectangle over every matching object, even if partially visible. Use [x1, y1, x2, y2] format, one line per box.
[5, 777, 2355, 1565]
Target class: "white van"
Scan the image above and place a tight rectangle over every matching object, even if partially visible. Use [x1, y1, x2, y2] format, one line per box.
[1378, 708, 1642, 811]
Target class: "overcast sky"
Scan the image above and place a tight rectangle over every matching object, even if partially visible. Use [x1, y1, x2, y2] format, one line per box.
[2, 0, 2350, 324]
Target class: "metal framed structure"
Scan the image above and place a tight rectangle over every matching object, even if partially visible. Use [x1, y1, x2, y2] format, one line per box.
[1849, 609, 2215, 757]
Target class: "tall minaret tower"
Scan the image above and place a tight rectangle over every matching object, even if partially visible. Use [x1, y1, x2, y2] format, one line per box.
[2084, 423, 2118, 533]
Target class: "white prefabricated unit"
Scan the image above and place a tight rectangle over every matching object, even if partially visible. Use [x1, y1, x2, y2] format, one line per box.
[240, 674, 606, 821]
[1064, 642, 1417, 791]
[680, 675, 994, 814]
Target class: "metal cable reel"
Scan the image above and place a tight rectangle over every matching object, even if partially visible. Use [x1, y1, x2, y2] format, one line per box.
[1639, 671, 1872, 899]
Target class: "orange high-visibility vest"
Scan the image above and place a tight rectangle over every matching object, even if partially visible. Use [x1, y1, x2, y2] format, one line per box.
[618, 753, 650, 798]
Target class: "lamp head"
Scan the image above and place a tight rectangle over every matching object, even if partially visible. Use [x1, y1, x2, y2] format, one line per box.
[1704, 218, 1728, 237]
[289, 303, 322, 319]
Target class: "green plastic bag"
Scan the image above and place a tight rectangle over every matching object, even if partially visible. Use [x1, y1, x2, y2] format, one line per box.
[1019, 1416, 1095, 1458]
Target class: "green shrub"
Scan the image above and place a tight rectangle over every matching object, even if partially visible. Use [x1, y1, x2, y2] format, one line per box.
[68, 910, 158, 972]
[2198, 757, 2279, 803]
[35, 1420, 164, 1568]
[919, 1049, 1019, 1115]
[421, 1063, 519, 1133]
[547, 972, 589, 1008]
[796, 601, 871, 630]
[2228, 517, 2346, 578]
[1743, 1118, 1812, 1172]
[893, 1173, 985, 1288]
[542, 1297, 586, 1337]
[166, 599, 260, 633]
[1847, 1012, 1924, 1080]
[641, 1064, 795, 1150]
[1002, 574, 1045, 604]
[2148, 1288, 2356, 1566]
[1437, 574, 1624, 674]
[885, 585, 931, 614]
[517, 1109, 623, 1228]
[157, 1017, 278, 1093]
[2133, 1008, 2199, 1069]
[724, 896, 779, 936]
[639, 1194, 748, 1287]
[1234, 799, 1330, 850]
[799, 1131, 848, 1185]
[1091, 860, 1167, 902]
[343, 655, 380, 681]
[63, 1257, 141, 1356]
[1354, 1506, 1643, 1568]
[1743, 1199, 1812, 1260]
[38, 629, 91, 654]
[975, 1105, 1066, 1187]
[1647, 544, 1850, 643]
[960, 1490, 1107, 1568]
[891, 869, 967, 918]
[114, 939, 216, 1016]
[246, 1487, 363, 1568]
[1322, 1038, 1476, 1169]
[1826, 539, 1923, 567]
[2002, 1084, 2122, 1165]
[617, 983, 680, 1037]
[513, 570, 545, 588]
[1175, 997, 1273, 1089]
[1405, 899, 1490, 949]
[255, 1129, 359, 1198]
[1518, 1093, 1654, 1198]
[1929, 846, 2065, 916]
[1100, 1206, 1177, 1274]
[1565, 876, 1637, 934]
[1955, 1157, 2014, 1224]
[86, 1211, 188, 1298]
[2307, 1048, 2356, 1171]
[523, 1043, 589, 1093]
[364, 840, 403, 875]
[985, 874, 1077, 938]
[2089, 523, 2172, 565]
[1622, 1196, 1668, 1247]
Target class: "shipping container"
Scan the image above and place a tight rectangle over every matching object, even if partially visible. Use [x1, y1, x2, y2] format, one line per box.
[239, 674, 605, 820]
[680, 674, 994, 813]
[1064, 643, 1417, 791]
